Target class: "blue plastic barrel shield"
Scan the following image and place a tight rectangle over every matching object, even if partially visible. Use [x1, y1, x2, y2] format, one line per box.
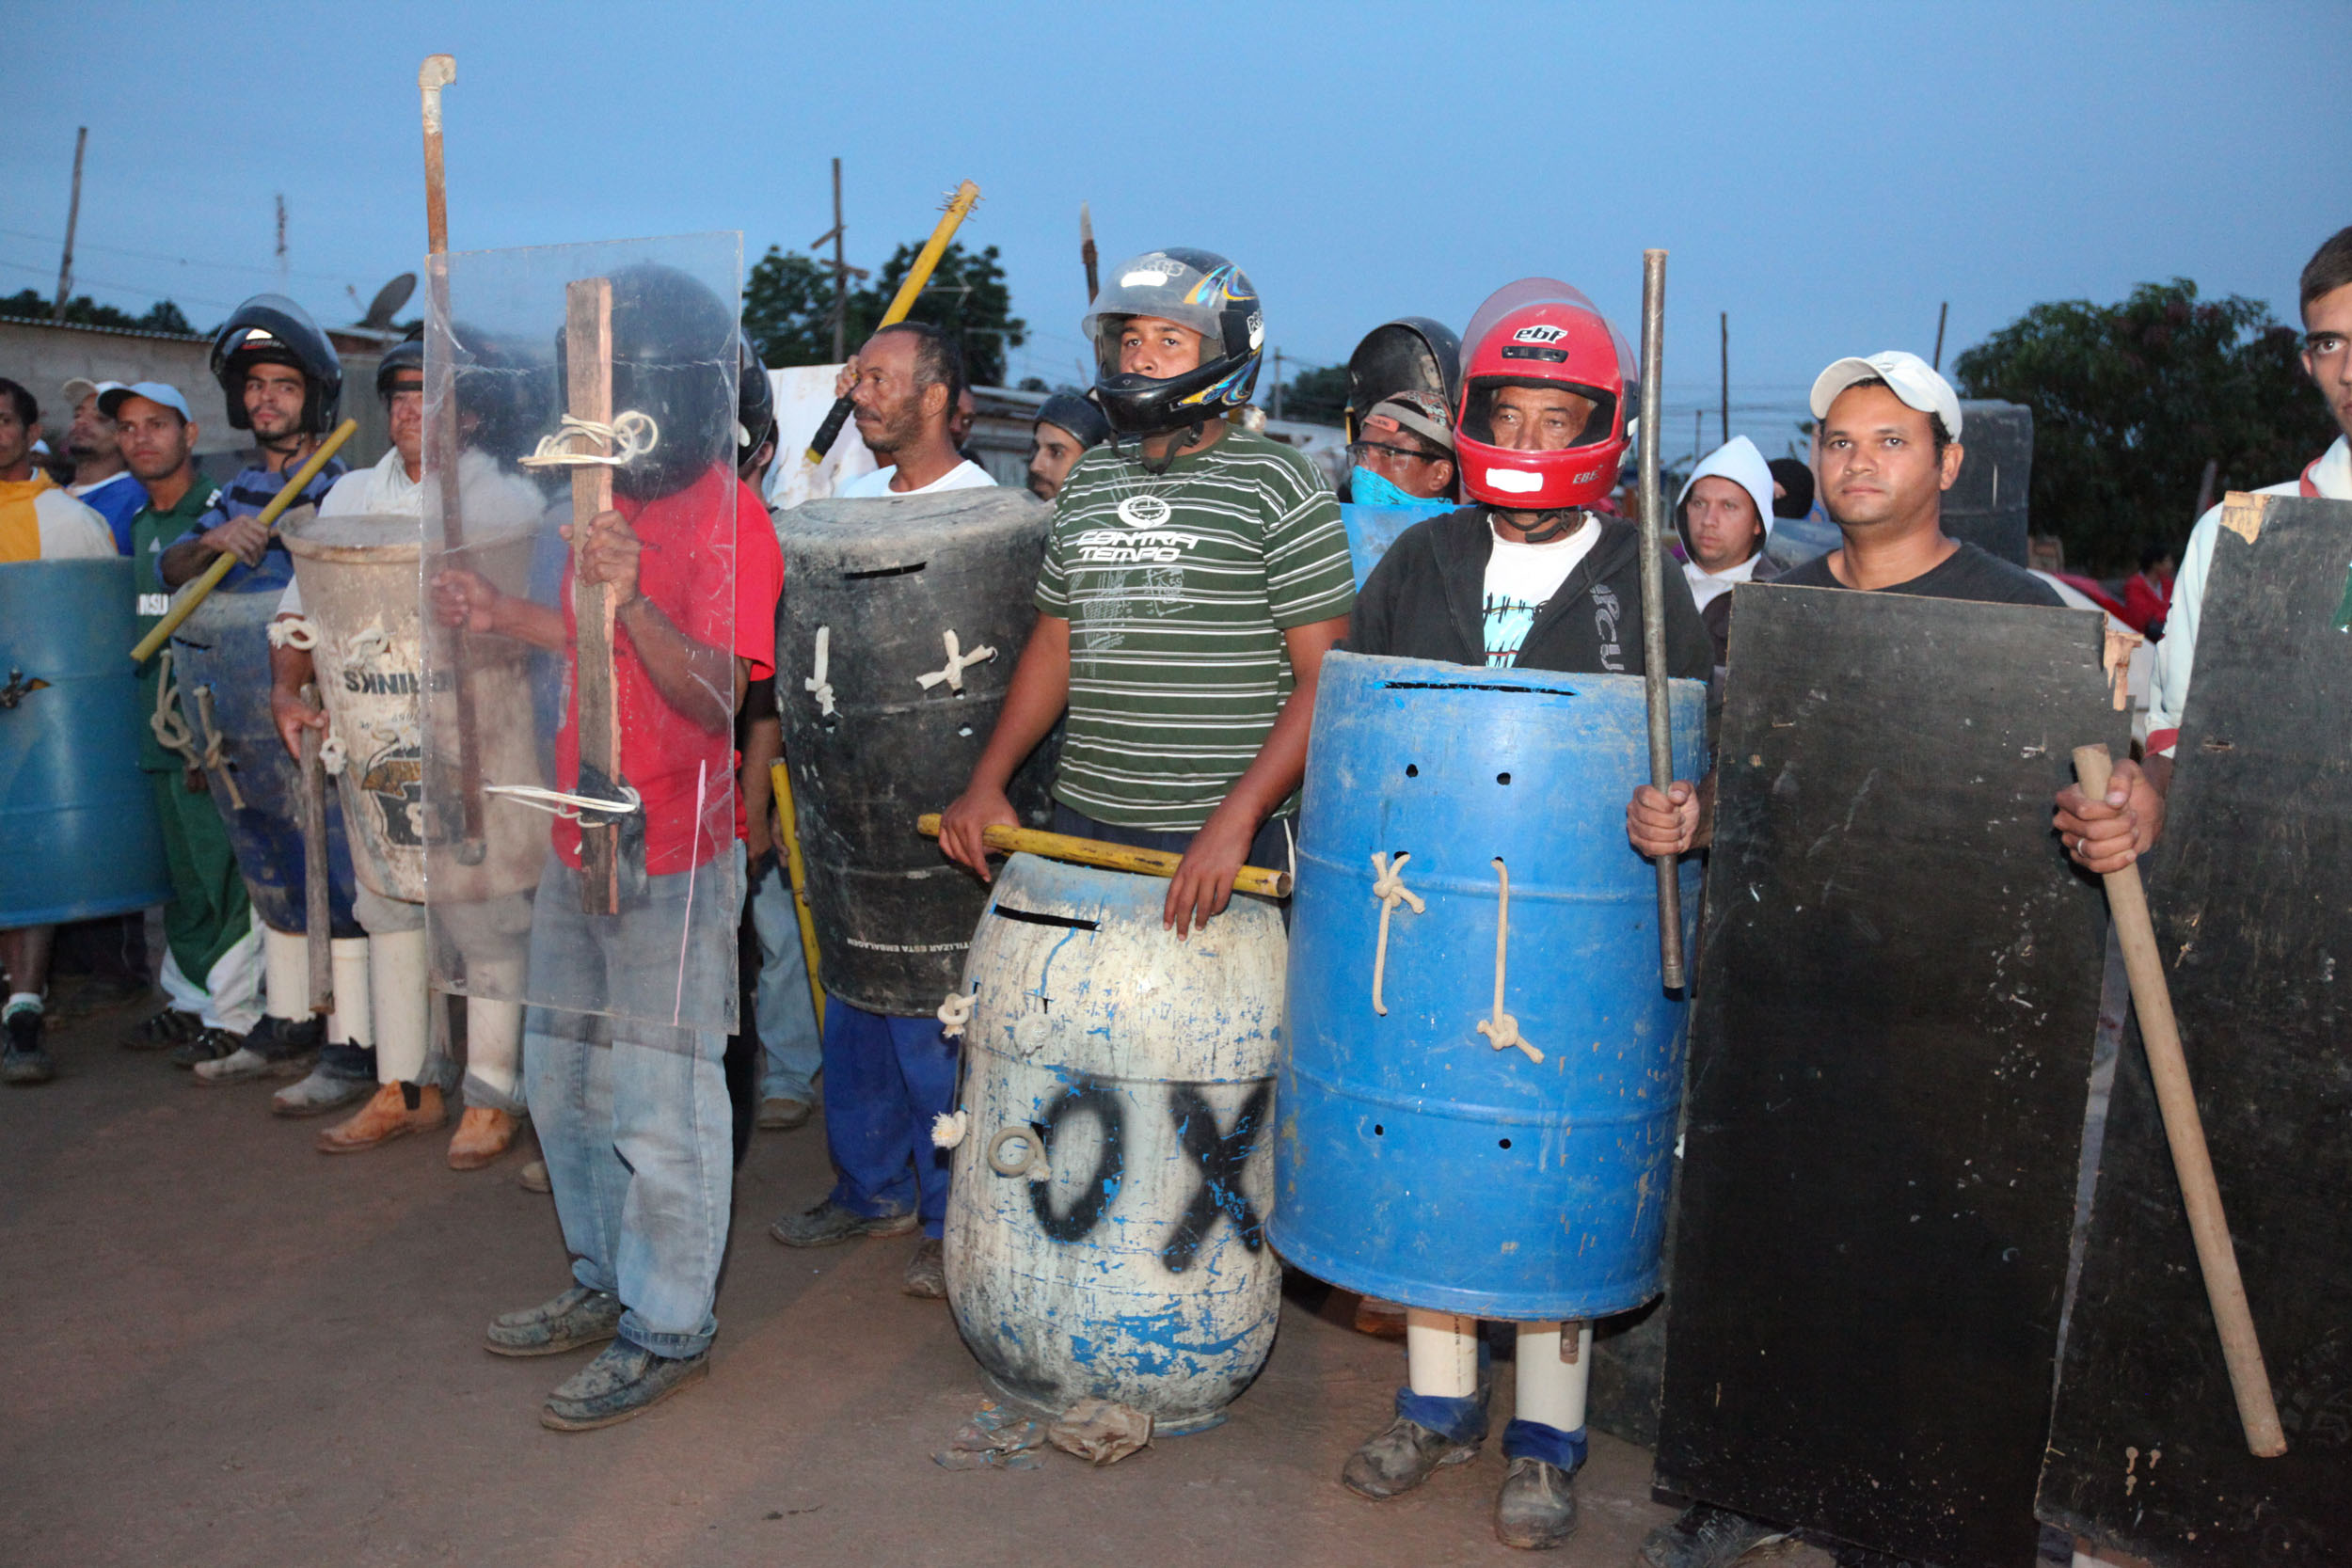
[1340, 502, 1451, 591]
[1273, 650, 1708, 1322]
[169, 569, 360, 935]
[0, 560, 171, 926]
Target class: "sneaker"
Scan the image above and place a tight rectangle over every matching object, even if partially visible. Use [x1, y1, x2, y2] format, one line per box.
[2, 1011, 54, 1085]
[518, 1159, 552, 1194]
[123, 1006, 202, 1053]
[193, 1041, 316, 1085]
[271, 1062, 375, 1117]
[447, 1106, 520, 1170]
[485, 1284, 624, 1357]
[1341, 1416, 1482, 1500]
[540, 1339, 708, 1432]
[315, 1082, 446, 1153]
[755, 1095, 813, 1131]
[1639, 1503, 1797, 1568]
[768, 1198, 918, 1248]
[1494, 1456, 1579, 1550]
[170, 1027, 243, 1069]
[247, 1014, 325, 1067]
[902, 1236, 947, 1299]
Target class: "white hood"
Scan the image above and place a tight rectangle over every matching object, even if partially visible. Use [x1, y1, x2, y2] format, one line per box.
[1676, 435, 1777, 538]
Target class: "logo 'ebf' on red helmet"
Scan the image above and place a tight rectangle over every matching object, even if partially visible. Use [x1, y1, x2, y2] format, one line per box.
[1454, 281, 1636, 512]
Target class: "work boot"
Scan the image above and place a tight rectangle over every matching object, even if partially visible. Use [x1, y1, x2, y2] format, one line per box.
[755, 1095, 812, 1131]
[122, 1006, 202, 1053]
[485, 1284, 624, 1357]
[1341, 1416, 1482, 1500]
[769, 1198, 919, 1247]
[902, 1236, 947, 1299]
[2, 1010, 54, 1085]
[447, 1106, 519, 1170]
[315, 1082, 445, 1153]
[1638, 1503, 1796, 1568]
[1494, 1456, 1580, 1550]
[169, 1026, 242, 1069]
[193, 1015, 324, 1086]
[541, 1339, 709, 1432]
[518, 1159, 552, 1194]
[271, 1061, 375, 1117]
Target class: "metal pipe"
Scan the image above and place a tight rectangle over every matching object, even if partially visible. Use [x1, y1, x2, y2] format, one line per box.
[1638, 249, 1686, 990]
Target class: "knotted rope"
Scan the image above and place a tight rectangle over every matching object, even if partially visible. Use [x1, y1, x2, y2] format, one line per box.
[149, 649, 205, 775]
[517, 410, 660, 470]
[343, 623, 391, 664]
[930, 1110, 970, 1149]
[1475, 857, 1542, 1064]
[483, 782, 643, 820]
[1369, 851, 1423, 1016]
[804, 626, 836, 718]
[318, 735, 347, 776]
[191, 685, 245, 811]
[916, 629, 997, 693]
[937, 990, 976, 1039]
[268, 615, 320, 650]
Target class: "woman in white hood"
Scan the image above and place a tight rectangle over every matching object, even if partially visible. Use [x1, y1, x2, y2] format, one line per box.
[1675, 434, 1782, 667]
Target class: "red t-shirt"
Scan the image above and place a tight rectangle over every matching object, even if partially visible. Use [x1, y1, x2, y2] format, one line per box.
[553, 466, 782, 875]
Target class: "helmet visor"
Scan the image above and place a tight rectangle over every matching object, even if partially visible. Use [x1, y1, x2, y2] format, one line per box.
[1460, 376, 1618, 452]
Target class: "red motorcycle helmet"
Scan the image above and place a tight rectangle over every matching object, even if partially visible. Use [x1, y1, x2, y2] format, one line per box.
[1454, 278, 1636, 511]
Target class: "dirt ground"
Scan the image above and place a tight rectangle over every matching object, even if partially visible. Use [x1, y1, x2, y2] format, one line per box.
[0, 984, 1848, 1568]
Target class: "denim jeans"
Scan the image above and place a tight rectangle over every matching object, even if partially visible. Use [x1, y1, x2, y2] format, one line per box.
[523, 850, 735, 1358]
[819, 1001, 959, 1238]
[747, 853, 821, 1103]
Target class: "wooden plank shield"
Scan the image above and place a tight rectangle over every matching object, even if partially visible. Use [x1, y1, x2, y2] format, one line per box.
[2039, 494, 2352, 1567]
[1653, 583, 2120, 1568]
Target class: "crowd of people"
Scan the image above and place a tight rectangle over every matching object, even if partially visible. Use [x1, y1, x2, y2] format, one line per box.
[4, 215, 2349, 1564]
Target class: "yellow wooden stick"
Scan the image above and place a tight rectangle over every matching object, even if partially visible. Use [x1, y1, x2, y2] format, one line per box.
[769, 762, 827, 1023]
[916, 813, 1293, 898]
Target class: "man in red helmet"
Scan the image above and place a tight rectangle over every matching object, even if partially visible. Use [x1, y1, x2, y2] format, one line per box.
[1342, 280, 1711, 1553]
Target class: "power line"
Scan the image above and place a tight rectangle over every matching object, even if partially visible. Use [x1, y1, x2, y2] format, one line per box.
[0, 227, 356, 286]
[0, 253, 242, 312]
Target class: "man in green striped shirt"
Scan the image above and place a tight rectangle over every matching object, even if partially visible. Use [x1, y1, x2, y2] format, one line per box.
[940, 248, 1353, 932]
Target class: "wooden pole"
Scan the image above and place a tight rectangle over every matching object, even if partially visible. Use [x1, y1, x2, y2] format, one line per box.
[565, 278, 622, 915]
[52, 128, 87, 321]
[1079, 201, 1099, 304]
[1640, 251, 1686, 990]
[1932, 300, 1949, 372]
[298, 683, 333, 1014]
[418, 53, 487, 860]
[918, 814, 1293, 898]
[2072, 743, 2287, 1459]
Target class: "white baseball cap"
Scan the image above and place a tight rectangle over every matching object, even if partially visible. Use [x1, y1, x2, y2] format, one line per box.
[1808, 350, 1963, 441]
[62, 376, 124, 410]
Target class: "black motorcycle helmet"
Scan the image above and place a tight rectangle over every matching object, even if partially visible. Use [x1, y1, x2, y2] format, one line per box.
[553, 262, 737, 501]
[736, 329, 776, 475]
[1345, 316, 1461, 442]
[1035, 389, 1111, 451]
[211, 293, 342, 434]
[375, 328, 423, 401]
[1080, 248, 1263, 438]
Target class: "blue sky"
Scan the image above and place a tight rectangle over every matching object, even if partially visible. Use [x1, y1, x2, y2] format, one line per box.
[8, 1, 2346, 455]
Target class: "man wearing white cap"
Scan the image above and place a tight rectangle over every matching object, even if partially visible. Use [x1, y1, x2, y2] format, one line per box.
[1675, 434, 1782, 669]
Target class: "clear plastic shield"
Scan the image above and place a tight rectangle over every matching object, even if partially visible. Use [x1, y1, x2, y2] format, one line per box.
[422, 232, 743, 1040]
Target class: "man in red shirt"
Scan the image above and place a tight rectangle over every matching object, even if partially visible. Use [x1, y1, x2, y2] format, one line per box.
[431, 261, 783, 1430]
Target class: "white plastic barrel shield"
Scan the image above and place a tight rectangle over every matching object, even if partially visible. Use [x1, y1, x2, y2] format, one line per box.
[943, 853, 1288, 1433]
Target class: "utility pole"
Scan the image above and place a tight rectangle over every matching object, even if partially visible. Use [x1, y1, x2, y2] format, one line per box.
[275, 194, 289, 292]
[52, 127, 87, 321]
[1718, 311, 1729, 446]
[1692, 408, 1701, 464]
[1932, 301, 1949, 371]
[829, 159, 846, 361]
[1271, 348, 1284, 420]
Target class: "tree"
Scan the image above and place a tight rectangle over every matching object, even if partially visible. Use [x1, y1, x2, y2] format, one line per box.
[741, 239, 1027, 387]
[1274, 364, 1347, 426]
[1, 288, 199, 335]
[1953, 279, 2333, 572]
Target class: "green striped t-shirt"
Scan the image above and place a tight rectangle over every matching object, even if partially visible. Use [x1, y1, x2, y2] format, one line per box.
[1034, 427, 1355, 831]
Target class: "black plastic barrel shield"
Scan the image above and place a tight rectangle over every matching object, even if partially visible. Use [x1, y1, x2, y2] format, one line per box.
[2039, 496, 2352, 1568]
[1654, 584, 2118, 1568]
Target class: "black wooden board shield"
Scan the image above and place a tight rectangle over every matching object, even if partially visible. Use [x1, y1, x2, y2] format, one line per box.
[1654, 584, 2119, 1568]
[2039, 495, 2352, 1567]
[775, 489, 1059, 1016]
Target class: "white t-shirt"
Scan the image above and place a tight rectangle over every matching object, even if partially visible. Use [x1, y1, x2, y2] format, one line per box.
[1681, 550, 1763, 613]
[836, 459, 995, 499]
[1482, 517, 1602, 667]
[2146, 434, 2351, 752]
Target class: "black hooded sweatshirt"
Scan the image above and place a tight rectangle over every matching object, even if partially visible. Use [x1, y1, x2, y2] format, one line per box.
[1350, 506, 1713, 681]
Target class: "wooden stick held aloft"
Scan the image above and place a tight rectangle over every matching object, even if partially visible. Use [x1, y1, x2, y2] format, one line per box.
[2074, 743, 2286, 1458]
[1636, 248, 1685, 989]
[917, 814, 1292, 898]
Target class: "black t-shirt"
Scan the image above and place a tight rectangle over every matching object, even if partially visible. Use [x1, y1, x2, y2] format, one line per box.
[1775, 539, 2063, 607]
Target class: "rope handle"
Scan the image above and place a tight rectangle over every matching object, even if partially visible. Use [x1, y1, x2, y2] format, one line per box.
[518, 410, 660, 471]
[1476, 857, 1542, 1064]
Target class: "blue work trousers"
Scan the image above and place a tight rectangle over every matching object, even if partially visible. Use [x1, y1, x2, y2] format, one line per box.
[819, 1001, 958, 1238]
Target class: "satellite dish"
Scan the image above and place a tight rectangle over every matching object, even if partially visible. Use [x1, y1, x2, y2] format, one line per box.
[359, 273, 417, 329]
